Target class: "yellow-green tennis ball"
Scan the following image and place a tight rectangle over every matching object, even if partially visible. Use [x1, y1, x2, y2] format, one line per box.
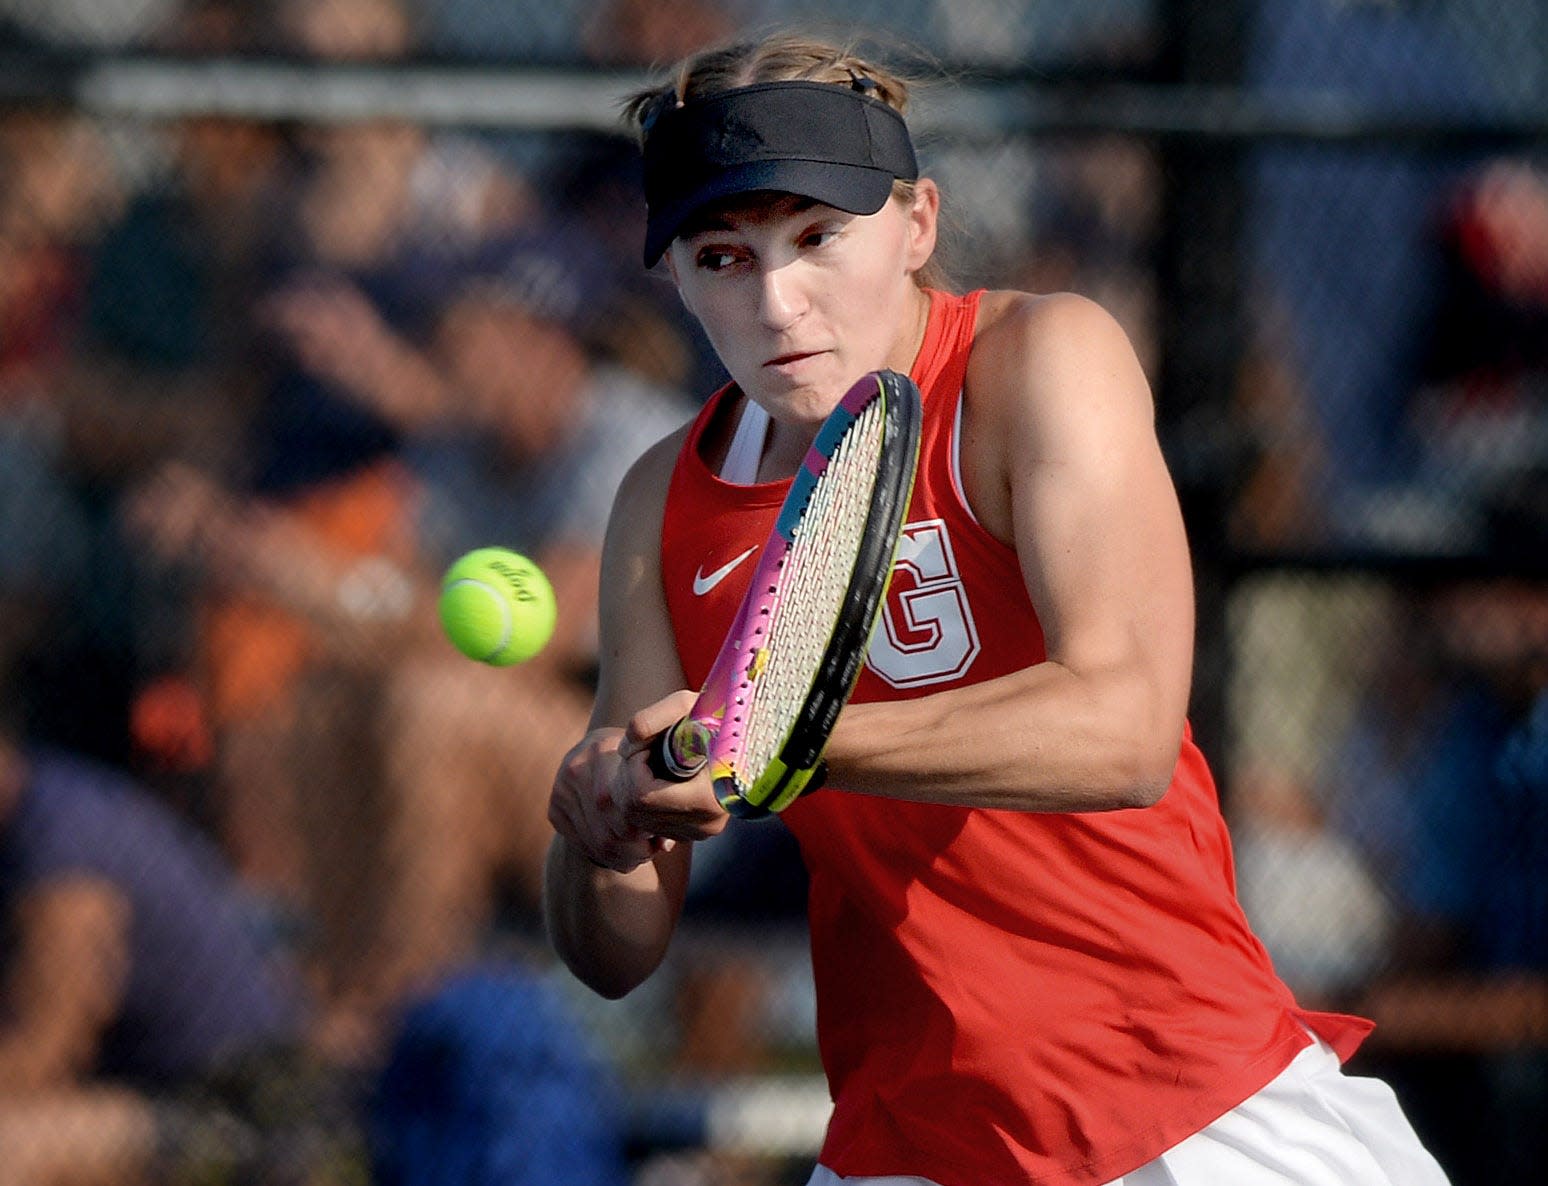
[438, 548, 556, 666]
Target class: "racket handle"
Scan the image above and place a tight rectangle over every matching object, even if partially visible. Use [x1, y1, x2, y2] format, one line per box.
[646, 717, 712, 782]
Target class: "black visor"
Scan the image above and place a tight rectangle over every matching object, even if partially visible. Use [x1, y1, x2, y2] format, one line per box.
[641, 80, 919, 267]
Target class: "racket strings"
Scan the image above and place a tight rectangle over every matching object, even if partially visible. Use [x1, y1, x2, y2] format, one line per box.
[736, 401, 887, 776]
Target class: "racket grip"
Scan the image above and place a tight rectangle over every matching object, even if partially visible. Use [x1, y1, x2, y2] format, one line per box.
[646, 717, 712, 782]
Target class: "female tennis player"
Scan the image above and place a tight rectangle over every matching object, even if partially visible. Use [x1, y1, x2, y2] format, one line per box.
[543, 31, 1449, 1186]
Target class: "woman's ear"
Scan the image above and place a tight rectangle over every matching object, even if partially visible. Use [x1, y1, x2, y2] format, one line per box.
[903, 179, 940, 274]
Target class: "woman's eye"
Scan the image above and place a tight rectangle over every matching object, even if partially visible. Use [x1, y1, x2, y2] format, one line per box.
[803, 229, 839, 249]
[697, 249, 739, 271]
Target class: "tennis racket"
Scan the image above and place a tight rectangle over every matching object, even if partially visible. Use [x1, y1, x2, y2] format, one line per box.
[647, 369, 922, 818]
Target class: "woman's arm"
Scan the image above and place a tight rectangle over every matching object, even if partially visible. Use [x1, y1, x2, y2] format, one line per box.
[824, 291, 1196, 812]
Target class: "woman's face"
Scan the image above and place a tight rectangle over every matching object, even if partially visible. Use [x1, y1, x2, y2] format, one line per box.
[667, 184, 937, 427]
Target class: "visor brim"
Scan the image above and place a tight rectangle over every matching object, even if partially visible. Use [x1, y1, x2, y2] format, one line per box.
[643, 159, 898, 267]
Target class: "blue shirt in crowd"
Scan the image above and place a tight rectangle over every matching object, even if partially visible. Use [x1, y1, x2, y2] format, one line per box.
[0, 750, 302, 1083]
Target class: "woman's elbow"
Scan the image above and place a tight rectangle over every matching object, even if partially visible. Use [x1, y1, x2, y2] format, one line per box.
[1116, 766, 1172, 809]
[546, 904, 670, 999]
[579, 959, 655, 1001]
[548, 937, 650, 999]
[1079, 665, 1187, 809]
[1108, 723, 1182, 809]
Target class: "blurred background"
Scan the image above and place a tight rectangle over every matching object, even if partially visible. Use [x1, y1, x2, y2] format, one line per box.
[0, 1, 1543, 1184]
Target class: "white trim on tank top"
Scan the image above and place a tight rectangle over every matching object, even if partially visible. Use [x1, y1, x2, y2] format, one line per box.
[721, 397, 771, 484]
[948, 388, 983, 529]
[722, 388, 979, 533]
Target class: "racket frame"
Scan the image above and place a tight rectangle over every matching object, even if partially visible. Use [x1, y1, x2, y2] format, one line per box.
[653, 369, 922, 817]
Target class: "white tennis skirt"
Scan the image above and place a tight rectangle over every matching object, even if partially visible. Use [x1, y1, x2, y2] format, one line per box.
[806, 1032, 1451, 1186]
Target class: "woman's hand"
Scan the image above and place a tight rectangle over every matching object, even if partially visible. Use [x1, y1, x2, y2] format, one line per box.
[617, 691, 732, 844]
[548, 726, 658, 874]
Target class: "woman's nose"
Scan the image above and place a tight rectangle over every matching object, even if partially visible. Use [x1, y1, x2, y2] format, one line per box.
[757, 261, 807, 331]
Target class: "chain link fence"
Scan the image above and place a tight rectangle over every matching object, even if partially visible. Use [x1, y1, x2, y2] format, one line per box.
[0, 2, 1544, 1184]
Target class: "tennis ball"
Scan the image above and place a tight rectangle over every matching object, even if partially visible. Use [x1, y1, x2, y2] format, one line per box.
[438, 547, 556, 666]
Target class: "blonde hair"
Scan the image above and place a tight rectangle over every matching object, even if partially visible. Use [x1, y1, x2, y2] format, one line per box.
[624, 31, 952, 290]
[623, 31, 914, 129]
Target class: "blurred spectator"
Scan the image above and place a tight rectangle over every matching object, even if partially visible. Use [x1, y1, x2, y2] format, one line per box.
[0, 115, 117, 389]
[0, 111, 130, 760]
[1323, 580, 1548, 1185]
[1241, 0, 1495, 549]
[129, 224, 694, 1060]
[1009, 138, 1160, 375]
[0, 120, 98, 689]
[408, 229, 694, 574]
[538, 0, 737, 399]
[1223, 577, 1399, 1001]
[540, 133, 728, 398]
[69, 1, 284, 484]
[1244, 153, 1548, 555]
[1230, 760, 1394, 1005]
[46, 4, 288, 791]
[369, 964, 631, 1186]
[1338, 581, 1548, 985]
[0, 724, 354, 1186]
[580, 0, 736, 66]
[122, 0, 532, 969]
[1406, 158, 1548, 553]
[252, 0, 532, 497]
[325, 228, 694, 1052]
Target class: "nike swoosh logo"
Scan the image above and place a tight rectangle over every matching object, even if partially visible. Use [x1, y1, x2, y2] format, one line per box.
[693, 547, 758, 596]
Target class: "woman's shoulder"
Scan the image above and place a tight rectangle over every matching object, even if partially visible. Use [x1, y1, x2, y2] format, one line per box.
[625, 420, 695, 493]
[967, 289, 1143, 406]
[959, 287, 1153, 470]
[972, 288, 1128, 357]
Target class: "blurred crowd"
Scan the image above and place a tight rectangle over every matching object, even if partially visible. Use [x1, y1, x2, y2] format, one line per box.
[1237, 0, 1548, 556]
[0, 1, 1544, 1185]
[0, 1, 715, 1182]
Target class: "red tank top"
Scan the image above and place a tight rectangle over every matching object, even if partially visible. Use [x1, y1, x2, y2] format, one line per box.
[660, 289, 1371, 1186]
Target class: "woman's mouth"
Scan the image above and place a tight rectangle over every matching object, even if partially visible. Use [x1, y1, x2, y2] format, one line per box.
[765, 350, 822, 369]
